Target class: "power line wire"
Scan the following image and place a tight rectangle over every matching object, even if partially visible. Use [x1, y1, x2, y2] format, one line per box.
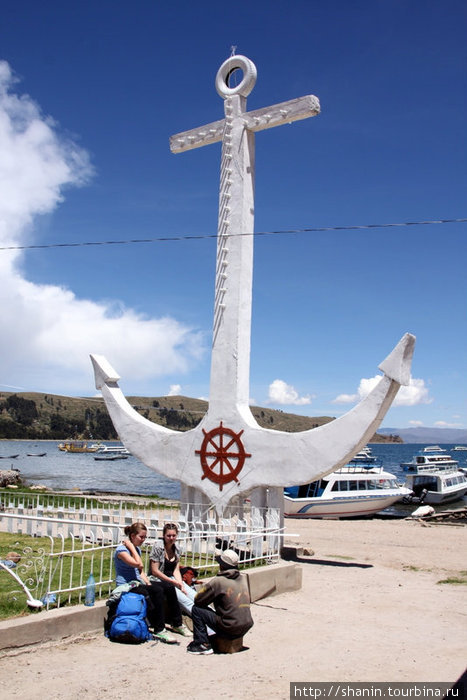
[0, 217, 465, 252]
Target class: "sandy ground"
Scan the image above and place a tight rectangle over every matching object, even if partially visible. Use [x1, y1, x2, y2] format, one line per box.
[0, 518, 466, 700]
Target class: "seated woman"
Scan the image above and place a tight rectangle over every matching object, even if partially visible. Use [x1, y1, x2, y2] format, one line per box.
[115, 521, 186, 643]
[149, 523, 197, 620]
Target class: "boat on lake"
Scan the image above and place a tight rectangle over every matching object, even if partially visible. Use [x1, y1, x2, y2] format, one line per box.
[94, 445, 130, 455]
[343, 445, 383, 468]
[401, 448, 467, 505]
[284, 458, 410, 519]
[422, 445, 445, 453]
[401, 448, 460, 473]
[452, 445, 467, 451]
[58, 441, 101, 453]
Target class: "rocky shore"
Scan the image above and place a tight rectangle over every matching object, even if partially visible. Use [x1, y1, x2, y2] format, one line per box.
[0, 469, 21, 487]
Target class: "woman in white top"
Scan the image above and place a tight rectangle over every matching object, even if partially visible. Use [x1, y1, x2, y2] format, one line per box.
[149, 522, 196, 619]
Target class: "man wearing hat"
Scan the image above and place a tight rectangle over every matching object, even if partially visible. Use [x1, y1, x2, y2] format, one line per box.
[186, 549, 254, 655]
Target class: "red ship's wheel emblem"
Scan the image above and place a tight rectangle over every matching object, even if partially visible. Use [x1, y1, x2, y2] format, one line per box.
[195, 422, 251, 491]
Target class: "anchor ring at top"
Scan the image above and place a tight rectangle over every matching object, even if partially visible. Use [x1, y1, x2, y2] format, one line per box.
[215, 55, 257, 98]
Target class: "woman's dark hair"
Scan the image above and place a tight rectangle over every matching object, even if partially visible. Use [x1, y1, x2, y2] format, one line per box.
[163, 522, 179, 535]
[124, 522, 147, 537]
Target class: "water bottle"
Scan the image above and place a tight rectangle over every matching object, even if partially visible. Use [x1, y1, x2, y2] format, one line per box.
[84, 573, 95, 607]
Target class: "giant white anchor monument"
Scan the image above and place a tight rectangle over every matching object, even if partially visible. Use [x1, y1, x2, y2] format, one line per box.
[91, 55, 415, 515]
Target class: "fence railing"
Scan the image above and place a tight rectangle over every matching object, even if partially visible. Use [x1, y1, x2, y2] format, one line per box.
[0, 497, 283, 613]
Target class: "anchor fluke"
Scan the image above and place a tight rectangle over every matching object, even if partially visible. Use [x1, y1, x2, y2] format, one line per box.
[378, 332, 415, 385]
[90, 354, 121, 389]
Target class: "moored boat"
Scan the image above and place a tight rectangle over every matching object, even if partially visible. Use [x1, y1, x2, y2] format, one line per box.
[58, 441, 101, 453]
[94, 444, 130, 455]
[401, 448, 459, 473]
[422, 445, 445, 453]
[284, 461, 410, 519]
[401, 448, 467, 505]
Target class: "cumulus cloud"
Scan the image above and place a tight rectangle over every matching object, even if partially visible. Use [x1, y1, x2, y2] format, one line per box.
[434, 420, 463, 429]
[332, 374, 432, 407]
[168, 384, 182, 396]
[267, 379, 311, 406]
[409, 420, 424, 427]
[332, 392, 358, 404]
[0, 61, 204, 393]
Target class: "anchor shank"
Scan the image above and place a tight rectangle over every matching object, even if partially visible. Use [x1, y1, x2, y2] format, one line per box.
[210, 94, 255, 414]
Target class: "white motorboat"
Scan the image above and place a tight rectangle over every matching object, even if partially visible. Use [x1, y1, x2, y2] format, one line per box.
[401, 449, 467, 505]
[452, 445, 467, 451]
[284, 461, 411, 519]
[345, 445, 383, 468]
[422, 445, 445, 453]
[94, 444, 130, 455]
[401, 449, 460, 472]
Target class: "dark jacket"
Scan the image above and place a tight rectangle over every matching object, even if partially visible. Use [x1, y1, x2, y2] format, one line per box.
[194, 568, 254, 637]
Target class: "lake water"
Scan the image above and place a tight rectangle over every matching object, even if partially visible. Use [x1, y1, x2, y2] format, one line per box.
[0, 441, 180, 498]
[1, 440, 466, 505]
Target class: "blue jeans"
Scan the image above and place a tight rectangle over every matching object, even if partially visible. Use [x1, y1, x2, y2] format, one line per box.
[191, 605, 221, 646]
[171, 579, 214, 635]
[173, 580, 196, 616]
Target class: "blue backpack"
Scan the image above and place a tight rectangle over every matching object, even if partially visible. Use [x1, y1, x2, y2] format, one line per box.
[108, 592, 152, 644]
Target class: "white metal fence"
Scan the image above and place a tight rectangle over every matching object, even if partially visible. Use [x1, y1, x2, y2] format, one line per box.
[0, 493, 283, 611]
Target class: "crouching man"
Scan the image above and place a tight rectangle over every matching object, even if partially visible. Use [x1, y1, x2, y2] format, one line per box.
[187, 549, 254, 655]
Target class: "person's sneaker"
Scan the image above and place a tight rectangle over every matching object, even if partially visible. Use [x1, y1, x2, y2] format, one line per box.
[170, 623, 192, 637]
[187, 641, 213, 655]
[154, 630, 178, 644]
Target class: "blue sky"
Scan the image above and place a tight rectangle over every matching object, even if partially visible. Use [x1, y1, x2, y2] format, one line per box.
[0, 0, 465, 429]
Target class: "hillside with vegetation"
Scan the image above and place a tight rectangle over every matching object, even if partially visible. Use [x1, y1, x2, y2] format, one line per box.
[0, 391, 401, 442]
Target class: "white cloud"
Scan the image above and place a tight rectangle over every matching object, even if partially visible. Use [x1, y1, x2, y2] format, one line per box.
[434, 420, 463, 429]
[168, 384, 182, 396]
[0, 61, 205, 393]
[332, 392, 358, 405]
[267, 379, 311, 406]
[332, 374, 432, 407]
[409, 420, 424, 427]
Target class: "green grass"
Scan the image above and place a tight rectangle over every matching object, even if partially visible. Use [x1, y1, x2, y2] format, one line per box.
[437, 575, 467, 586]
[0, 531, 112, 620]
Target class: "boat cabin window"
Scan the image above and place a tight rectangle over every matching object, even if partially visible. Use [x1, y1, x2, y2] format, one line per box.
[296, 480, 328, 498]
[331, 479, 398, 492]
[413, 475, 438, 491]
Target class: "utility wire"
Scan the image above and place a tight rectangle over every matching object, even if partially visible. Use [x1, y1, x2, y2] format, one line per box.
[0, 217, 465, 252]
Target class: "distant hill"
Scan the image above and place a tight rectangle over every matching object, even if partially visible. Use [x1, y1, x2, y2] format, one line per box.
[378, 426, 467, 444]
[0, 390, 398, 442]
